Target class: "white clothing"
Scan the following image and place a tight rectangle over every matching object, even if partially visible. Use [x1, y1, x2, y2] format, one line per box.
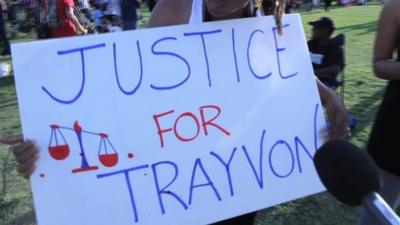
[79, 0, 90, 9]
[105, 0, 122, 16]
[108, 25, 123, 32]
[188, 0, 260, 24]
[188, 0, 203, 24]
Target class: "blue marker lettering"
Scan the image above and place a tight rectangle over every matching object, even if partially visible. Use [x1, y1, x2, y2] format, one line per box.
[113, 41, 143, 95]
[272, 24, 298, 79]
[184, 29, 222, 87]
[314, 103, 320, 151]
[247, 30, 271, 79]
[294, 103, 321, 173]
[294, 137, 314, 173]
[240, 129, 266, 189]
[42, 43, 106, 104]
[189, 158, 221, 205]
[150, 37, 191, 90]
[210, 147, 239, 196]
[231, 28, 240, 82]
[97, 164, 149, 223]
[151, 161, 188, 214]
[268, 140, 295, 178]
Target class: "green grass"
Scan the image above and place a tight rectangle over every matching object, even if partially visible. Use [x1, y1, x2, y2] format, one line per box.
[256, 5, 386, 225]
[1, 4, 395, 225]
[0, 75, 35, 225]
[301, 4, 385, 149]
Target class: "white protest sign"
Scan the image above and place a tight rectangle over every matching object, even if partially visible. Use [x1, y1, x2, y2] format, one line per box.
[12, 14, 326, 225]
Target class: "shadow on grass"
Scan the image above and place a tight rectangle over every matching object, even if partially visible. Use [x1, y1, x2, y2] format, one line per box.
[0, 76, 15, 88]
[348, 88, 384, 137]
[336, 21, 378, 36]
[0, 197, 36, 225]
[8, 210, 36, 225]
[0, 100, 18, 109]
[257, 192, 359, 225]
[0, 198, 19, 223]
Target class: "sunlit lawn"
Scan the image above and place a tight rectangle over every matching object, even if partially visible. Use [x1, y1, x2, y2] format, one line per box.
[1, 4, 393, 225]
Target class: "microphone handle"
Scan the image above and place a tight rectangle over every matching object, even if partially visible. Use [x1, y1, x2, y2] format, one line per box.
[362, 192, 400, 225]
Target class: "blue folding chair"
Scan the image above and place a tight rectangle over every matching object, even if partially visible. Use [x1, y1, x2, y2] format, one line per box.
[323, 34, 357, 129]
[324, 33, 345, 100]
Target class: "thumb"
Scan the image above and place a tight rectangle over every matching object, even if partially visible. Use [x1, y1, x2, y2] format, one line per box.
[0, 135, 24, 145]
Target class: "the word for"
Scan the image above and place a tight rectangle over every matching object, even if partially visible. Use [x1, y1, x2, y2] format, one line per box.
[153, 105, 230, 148]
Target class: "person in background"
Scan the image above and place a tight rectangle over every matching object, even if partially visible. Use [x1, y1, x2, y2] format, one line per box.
[0, 1, 349, 225]
[6, 0, 21, 39]
[146, 0, 157, 11]
[104, 0, 122, 26]
[93, 3, 104, 31]
[324, 0, 332, 11]
[94, 0, 107, 10]
[358, 0, 400, 224]
[121, 0, 141, 30]
[51, 0, 87, 37]
[0, 0, 11, 56]
[260, 0, 292, 14]
[260, 0, 275, 14]
[308, 17, 344, 86]
[7, 0, 21, 25]
[78, 0, 94, 24]
[101, 14, 122, 32]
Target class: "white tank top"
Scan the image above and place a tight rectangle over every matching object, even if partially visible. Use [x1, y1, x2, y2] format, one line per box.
[188, 0, 261, 24]
[188, 0, 203, 24]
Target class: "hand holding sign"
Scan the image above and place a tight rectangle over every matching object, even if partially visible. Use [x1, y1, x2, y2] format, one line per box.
[0, 135, 39, 178]
[316, 80, 350, 141]
[11, 13, 347, 225]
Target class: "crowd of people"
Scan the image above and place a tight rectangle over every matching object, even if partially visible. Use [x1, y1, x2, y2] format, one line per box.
[48, 0, 147, 36]
[0, 0, 157, 40]
[0, 0, 398, 224]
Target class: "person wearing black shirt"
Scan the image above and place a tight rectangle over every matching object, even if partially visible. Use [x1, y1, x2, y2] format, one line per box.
[121, 0, 142, 30]
[147, 0, 157, 11]
[308, 17, 344, 85]
[358, 0, 400, 224]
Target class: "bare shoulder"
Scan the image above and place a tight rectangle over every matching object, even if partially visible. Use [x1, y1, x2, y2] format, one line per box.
[147, 0, 193, 28]
[391, 0, 400, 24]
[374, 0, 399, 61]
[382, 0, 400, 23]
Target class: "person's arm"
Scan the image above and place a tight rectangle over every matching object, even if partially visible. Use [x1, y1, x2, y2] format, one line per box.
[373, 0, 400, 80]
[65, 6, 88, 35]
[0, 0, 6, 11]
[146, 0, 190, 28]
[316, 79, 349, 140]
[0, 135, 38, 178]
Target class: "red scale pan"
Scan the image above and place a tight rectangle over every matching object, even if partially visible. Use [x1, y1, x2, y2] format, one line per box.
[98, 133, 119, 167]
[48, 124, 70, 160]
[47, 121, 120, 174]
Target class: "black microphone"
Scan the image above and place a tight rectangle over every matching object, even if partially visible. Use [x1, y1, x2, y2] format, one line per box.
[313, 140, 400, 225]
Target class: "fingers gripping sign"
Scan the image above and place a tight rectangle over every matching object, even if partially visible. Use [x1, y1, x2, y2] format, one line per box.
[0, 135, 24, 144]
[0, 135, 39, 178]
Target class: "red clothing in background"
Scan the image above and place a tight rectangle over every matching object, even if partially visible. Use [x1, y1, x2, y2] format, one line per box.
[51, 0, 77, 37]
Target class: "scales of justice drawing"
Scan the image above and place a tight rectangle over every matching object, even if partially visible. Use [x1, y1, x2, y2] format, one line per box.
[48, 121, 120, 173]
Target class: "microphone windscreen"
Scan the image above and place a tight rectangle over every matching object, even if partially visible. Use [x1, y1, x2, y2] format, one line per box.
[313, 140, 382, 206]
